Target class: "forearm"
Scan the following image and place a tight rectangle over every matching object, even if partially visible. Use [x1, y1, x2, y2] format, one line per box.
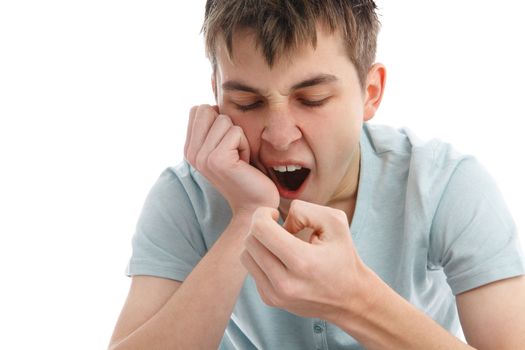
[110, 214, 251, 350]
[332, 267, 475, 350]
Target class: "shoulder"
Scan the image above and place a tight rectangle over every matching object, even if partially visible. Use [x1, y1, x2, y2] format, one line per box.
[364, 123, 465, 164]
[362, 123, 489, 223]
[364, 122, 474, 183]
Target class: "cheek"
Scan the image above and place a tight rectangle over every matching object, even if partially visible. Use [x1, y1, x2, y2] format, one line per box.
[308, 106, 361, 141]
[310, 110, 361, 167]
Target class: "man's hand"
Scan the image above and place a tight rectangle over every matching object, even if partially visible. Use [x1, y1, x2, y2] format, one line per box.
[240, 200, 374, 322]
[184, 104, 280, 216]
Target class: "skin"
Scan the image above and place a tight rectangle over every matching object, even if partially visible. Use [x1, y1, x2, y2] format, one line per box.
[109, 23, 525, 350]
[212, 27, 384, 220]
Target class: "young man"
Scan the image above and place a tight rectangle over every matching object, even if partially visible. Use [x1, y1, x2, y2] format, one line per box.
[109, 1, 525, 349]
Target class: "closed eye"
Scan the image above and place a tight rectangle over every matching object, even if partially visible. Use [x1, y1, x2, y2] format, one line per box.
[299, 97, 330, 107]
[235, 101, 263, 112]
[234, 97, 330, 112]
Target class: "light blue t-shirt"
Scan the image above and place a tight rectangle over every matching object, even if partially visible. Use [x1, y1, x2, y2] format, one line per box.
[127, 123, 524, 349]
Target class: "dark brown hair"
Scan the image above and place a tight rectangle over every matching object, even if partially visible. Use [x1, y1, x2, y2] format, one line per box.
[202, 0, 380, 88]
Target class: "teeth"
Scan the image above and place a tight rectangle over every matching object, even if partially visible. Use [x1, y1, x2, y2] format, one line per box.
[272, 165, 302, 172]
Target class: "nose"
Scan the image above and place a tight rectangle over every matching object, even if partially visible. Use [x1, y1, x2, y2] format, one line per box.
[261, 109, 302, 152]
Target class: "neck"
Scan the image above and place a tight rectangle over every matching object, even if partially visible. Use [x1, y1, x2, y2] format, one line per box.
[326, 144, 361, 221]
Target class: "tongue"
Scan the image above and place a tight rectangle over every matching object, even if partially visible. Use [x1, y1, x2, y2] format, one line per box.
[274, 168, 310, 191]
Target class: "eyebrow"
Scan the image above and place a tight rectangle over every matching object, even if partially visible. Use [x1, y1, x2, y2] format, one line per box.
[221, 73, 338, 95]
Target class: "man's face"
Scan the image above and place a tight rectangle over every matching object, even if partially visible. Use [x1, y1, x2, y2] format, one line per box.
[214, 27, 375, 215]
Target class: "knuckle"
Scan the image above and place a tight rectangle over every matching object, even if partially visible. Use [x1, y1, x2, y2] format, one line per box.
[195, 104, 207, 117]
[260, 291, 275, 307]
[196, 104, 217, 120]
[268, 292, 281, 307]
[227, 125, 245, 140]
[206, 149, 222, 171]
[186, 151, 197, 168]
[197, 103, 211, 111]
[331, 208, 348, 226]
[217, 113, 233, 125]
[195, 151, 207, 171]
[231, 125, 243, 134]
[289, 202, 297, 216]
[289, 199, 303, 215]
[252, 207, 267, 224]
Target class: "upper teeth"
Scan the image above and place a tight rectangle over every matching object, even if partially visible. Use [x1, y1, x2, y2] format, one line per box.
[272, 165, 302, 172]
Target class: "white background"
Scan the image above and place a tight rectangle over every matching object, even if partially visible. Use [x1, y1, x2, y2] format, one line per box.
[1, 1, 524, 349]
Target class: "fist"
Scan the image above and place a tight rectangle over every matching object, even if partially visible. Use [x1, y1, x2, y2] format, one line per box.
[184, 104, 280, 216]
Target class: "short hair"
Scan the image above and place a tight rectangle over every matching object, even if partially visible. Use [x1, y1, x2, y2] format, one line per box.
[202, 0, 381, 88]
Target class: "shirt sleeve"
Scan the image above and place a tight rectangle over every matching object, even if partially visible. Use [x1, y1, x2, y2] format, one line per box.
[429, 157, 525, 295]
[126, 168, 207, 282]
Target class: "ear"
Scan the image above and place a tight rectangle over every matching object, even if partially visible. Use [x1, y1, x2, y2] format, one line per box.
[363, 63, 386, 121]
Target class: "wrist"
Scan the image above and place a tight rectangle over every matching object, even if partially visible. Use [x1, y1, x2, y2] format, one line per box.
[224, 211, 256, 240]
[331, 265, 470, 350]
[231, 205, 266, 219]
[230, 210, 255, 225]
[330, 260, 384, 327]
[231, 205, 279, 224]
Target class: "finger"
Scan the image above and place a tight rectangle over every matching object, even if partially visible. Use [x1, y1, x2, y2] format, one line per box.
[283, 200, 349, 243]
[183, 105, 198, 158]
[185, 105, 218, 165]
[195, 114, 233, 167]
[245, 232, 287, 285]
[212, 124, 250, 164]
[240, 249, 277, 305]
[249, 207, 308, 269]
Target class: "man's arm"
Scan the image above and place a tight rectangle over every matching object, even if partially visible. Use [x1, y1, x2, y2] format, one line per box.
[110, 103, 281, 349]
[335, 274, 525, 350]
[456, 275, 525, 349]
[332, 271, 475, 350]
[108, 213, 251, 350]
[109, 276, 182, 347]
[242, 201, 525, 349]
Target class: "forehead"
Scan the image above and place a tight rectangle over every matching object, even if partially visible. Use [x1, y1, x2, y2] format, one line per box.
[214, 26, 355, 86]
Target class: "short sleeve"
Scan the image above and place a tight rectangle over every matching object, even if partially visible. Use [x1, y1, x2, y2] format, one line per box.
[429, 157, 525, 295]
[126, 168, 207, 282]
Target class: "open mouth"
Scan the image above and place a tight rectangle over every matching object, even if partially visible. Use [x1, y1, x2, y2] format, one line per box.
[270, 165, 311, 192]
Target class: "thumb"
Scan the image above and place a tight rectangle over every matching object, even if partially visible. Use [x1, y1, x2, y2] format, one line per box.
[253, 206, 280, 223]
